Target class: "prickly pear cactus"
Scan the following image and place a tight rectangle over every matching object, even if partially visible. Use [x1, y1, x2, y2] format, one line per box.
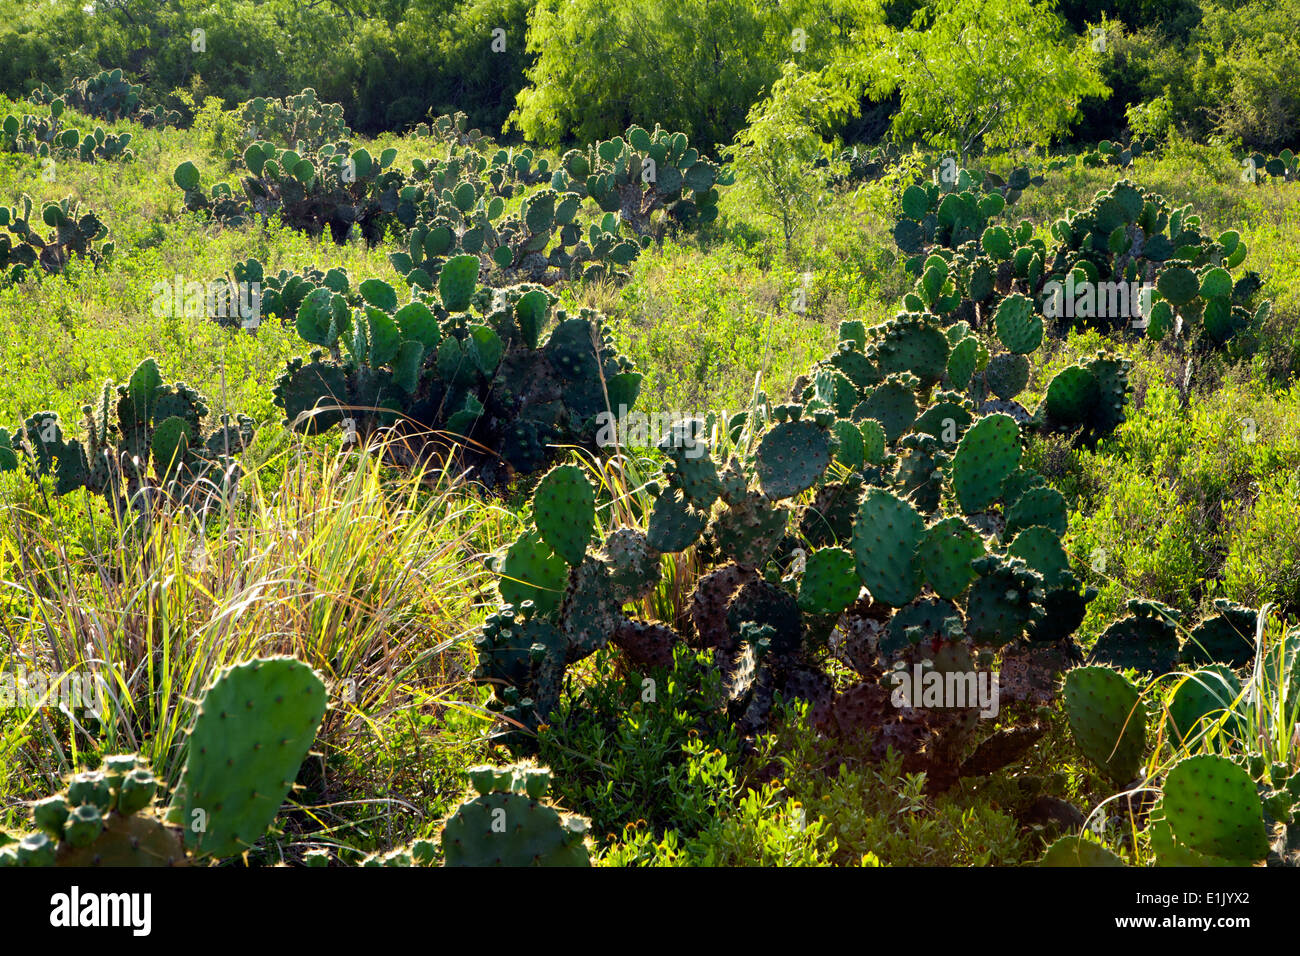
[1160, 755, 1270, 862]
[270, 267, 640, 486]
[29, 69, 166, 124]
[0, 755, 185, 868]
[0, 193, 113, 285]
[167, 657, 328, 859]
[0, 357, 254, 515]
[441, 764, 591, 866]
[1063, 665, 1147, 786]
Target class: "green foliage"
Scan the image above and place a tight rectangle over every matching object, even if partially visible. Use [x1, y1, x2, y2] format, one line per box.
[724, 64, 860, 250]
[510, 0, 880, 149]
[863, 0, 1109, 163]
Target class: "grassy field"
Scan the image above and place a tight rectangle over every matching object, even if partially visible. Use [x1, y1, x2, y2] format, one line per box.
[1, 92, 1298, 867]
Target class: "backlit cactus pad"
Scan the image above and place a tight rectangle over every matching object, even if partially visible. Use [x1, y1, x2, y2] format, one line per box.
[168, 657, 328, 859]
[442, 763, 591, 866]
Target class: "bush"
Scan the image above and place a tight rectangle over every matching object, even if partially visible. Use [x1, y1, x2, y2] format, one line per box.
[510, 0, 876, 150]
[1222, 471, 1300, 617]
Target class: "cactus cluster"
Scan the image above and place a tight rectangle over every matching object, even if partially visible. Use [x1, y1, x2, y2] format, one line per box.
[832, 144, 896, 185]
[0, 357, 254, 516]
[173, 117, 728, 279]
[234, 89, 351, 152]
[892, 164, 1040, 260]
[389, 146, 633, 286]
[1, 99, 134, 163]
[31, 69, 179, 127]
[206, 257, 352, 327]
[0, 193, 113, 285]
[0, 657, 328, 867]
[174, 139, 403, 245]
[411, 111, 486, 147]
[1242, 149, 1298, 184]
[1078, 135, 1158, 170]
[473, 317, 1119, 789]
[552, 124, 730, 238]
[270, 259, 640, 484]
[893, 171, 1270, 354]
[389, 125, 726, 287]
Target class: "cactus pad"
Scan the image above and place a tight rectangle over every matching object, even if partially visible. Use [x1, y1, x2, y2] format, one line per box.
[951, 413, 1021, 514]
[851, 488, 923, 607]
[916, 516, 985, 599]
[171, 657, 328, 859]
[797, 547, 859, 615]
[755, 419, 832, 499]
[1162, 754, 1269, 862]
[533, 464, 596, 566]
[442, 764, 591, 866]
[1063, 665, 1146, 785]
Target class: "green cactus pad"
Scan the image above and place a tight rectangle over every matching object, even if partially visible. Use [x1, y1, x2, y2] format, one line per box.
[1181, 601, 1257, 668]
[880, 597, 960, 656]
[1042, 365, 1101, 425]
[598, 528, 661, 604]
[859, 419, 887, 464]
[710, 491, 789, 568]
[916, 517, 985, 599]
[993, 294, 1043, 354]
[170, 657, 327, 859]
[647, 487, 709, 553]
[797, 547, 859, 615]
[985, 352, 1030, 399]
[1089, 607, 1180, 675]
[1166, 666, 1243, 743]
[560, 558, 624, 660]
[439, 254, 480, 312]
[755, 419, 832, 499]
[851, 488, 923, 607]
[951, 413, 1021, 513]
[497, 528, 569, 617]
[1004, 486, 1068, 537]
[56, 812, 186, 867]
[946, 336, 980, 390]
[1162, 754, 1269, 862]
[1008, 526, 1072, 588]
[1063, 665, 1146, 785]
[853, 378, 918, 442]
[964, 555, 1044, 645]
[871, 315, 950, 386]
[660, 423, 723, 507]
[533, 464, 596, 567]
[442, 764, 590, 867]
[1038, 835, 1126, 866]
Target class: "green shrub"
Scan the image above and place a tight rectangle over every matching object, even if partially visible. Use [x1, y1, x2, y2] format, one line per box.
[536, 646, 742, 842]
[1222, 471, 1300, 616]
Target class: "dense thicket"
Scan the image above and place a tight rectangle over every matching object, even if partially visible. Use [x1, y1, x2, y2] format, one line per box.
[0, 0, 1296, 151]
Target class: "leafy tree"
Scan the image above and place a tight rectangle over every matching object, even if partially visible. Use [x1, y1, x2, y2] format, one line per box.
[725, 63, 861, 251]
[510, 0, 882, 151]
[862, 0, 1108, 164]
